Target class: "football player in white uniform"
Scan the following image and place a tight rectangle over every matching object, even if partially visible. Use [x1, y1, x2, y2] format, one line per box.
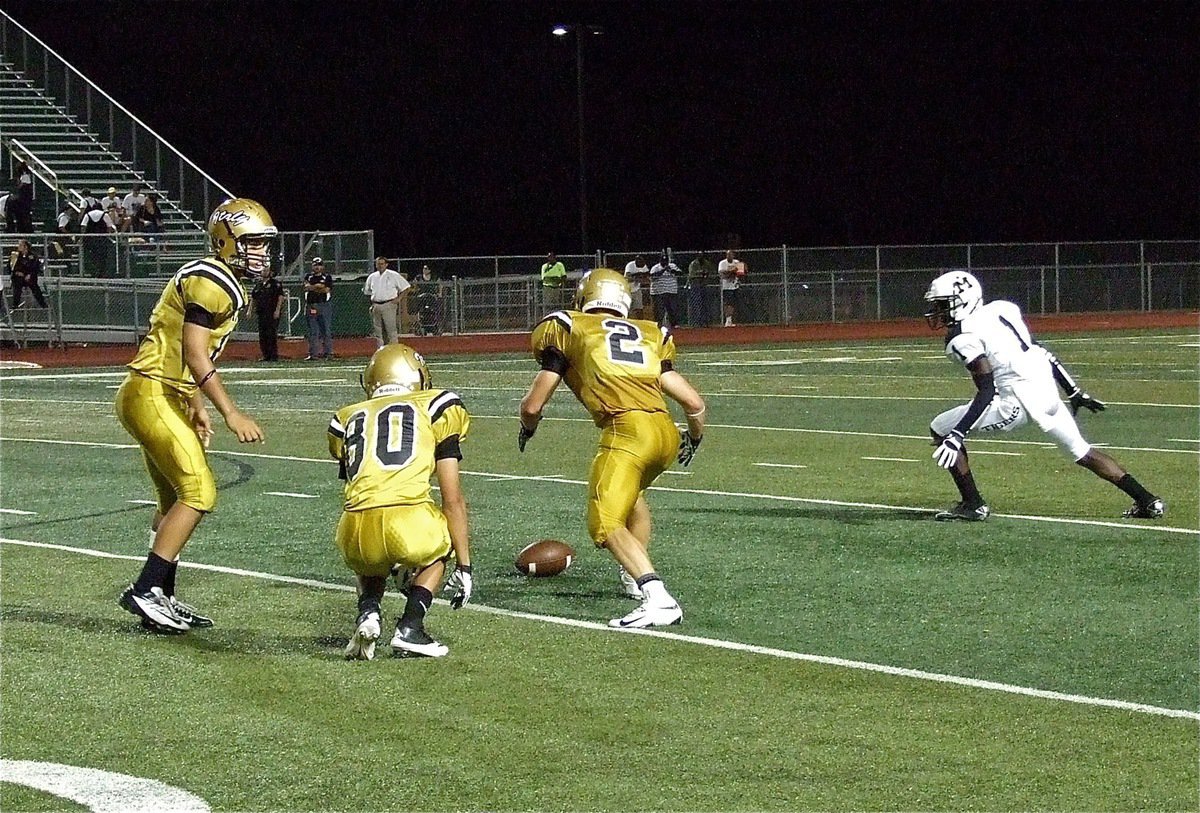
[923, 270, 1164, 522]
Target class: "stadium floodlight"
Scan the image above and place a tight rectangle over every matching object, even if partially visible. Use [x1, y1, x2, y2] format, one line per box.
[551, 24, 570, 36]
[550, 23, 604, 253]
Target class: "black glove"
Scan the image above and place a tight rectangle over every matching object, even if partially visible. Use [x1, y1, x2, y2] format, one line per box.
[518, 422, 537, 452]
[677, 430, 702, 467]
[1068, 389, 1106, 416]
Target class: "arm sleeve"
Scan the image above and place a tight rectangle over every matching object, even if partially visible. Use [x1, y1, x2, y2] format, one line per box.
[952, 368, 996, 436]
[1042, 348, 1080, 394]
[531, 316, 571, 373]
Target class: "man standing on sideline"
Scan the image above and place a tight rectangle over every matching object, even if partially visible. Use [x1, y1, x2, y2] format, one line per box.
[717, 249, 743, 327]
[114, 197, 271, 634]
[518, 269, 707, 628]
[649, 251, 682, 328]
[687, 252, 716, 326]
[540, 252, 568, 311]
[623, 254, 651, 320]
[251, 264, 285, 361]
[304, 257, 334, 359]
[363, 256, 409, 347]
[923, 269, 1164, 522]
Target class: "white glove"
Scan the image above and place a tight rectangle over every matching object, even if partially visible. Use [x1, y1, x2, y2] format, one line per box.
[932, 430, 965, 469]
[442, 564, 473, 609]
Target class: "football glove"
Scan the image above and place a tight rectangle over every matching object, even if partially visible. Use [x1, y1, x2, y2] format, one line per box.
[677, 430, 703, 467]
[1068, 389, 1106, 416]
[517, 423, 536, 452]
[932, 430, 965, 469]
[442, 564, 473, 609]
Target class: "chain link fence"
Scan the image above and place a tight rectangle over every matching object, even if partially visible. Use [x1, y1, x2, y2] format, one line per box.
[2, 238, 1196, 347]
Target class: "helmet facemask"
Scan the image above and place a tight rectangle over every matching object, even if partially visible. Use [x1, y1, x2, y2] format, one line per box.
[923, 271, 982, 330]
[208, 198, 279, 279]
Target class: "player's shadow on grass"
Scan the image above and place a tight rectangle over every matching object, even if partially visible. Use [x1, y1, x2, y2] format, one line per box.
[682, 505, 932, 525]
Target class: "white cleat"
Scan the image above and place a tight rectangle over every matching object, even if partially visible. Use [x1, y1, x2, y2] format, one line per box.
[609, 600, 683, 629]
[119, 584, 190, 634]
[618, 567, 643, 599]
[390, 623, 449, 658]
[344, 611, 381, 660]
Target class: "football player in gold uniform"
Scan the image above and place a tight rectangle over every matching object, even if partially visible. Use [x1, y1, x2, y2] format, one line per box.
[328, 344, 472, 659]
[115, 198, 273, 634]
[519, 269, 706, 628]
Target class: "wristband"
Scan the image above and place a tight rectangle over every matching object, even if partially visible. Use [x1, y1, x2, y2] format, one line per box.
[197, 369, 216, 388]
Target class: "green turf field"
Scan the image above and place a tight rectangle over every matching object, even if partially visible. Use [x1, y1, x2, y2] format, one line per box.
[2, 328, 1197, 811]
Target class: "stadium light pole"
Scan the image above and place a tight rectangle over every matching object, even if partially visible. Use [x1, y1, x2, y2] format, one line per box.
[552, 23, 603, 254]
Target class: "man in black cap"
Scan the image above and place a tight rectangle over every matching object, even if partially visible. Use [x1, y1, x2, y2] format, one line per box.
[303, 257, 334, 359]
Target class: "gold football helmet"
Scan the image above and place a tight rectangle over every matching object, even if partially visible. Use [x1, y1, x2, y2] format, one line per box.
[361, 343, 431, 397]
[208, 197, 278, 277]
[574, 268, 632, 317]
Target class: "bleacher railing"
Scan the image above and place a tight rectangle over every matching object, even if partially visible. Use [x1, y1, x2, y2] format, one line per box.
[1, 237, 1194, 349]
[0, 9, 231, 229]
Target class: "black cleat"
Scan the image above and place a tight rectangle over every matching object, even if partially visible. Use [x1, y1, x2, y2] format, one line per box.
[168, 595, 214, 628]
[1122, 498, 1165, 519]
[390, 623, 448, 658]
[934, 502, 991, 522]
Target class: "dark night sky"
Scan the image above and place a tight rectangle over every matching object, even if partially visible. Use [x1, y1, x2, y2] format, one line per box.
[5, 1, 1198, 256]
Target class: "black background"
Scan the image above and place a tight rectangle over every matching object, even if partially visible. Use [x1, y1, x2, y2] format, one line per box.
[5, 1, 1197, 255]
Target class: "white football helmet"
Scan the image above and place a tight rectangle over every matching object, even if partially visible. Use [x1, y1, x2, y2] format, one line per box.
[924, 270, 983, 329]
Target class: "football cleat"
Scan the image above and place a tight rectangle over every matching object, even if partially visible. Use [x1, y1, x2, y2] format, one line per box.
[934, 502, 991, 522]
[608, 599, 683, 629]
[344, 611, 382, 661]
[119, 584, 189, 634]
[1122, 498, 1165, 519]
[168, 595, 214, 628]
[390, 623, 449, 658]
[618, 567, 643, 600]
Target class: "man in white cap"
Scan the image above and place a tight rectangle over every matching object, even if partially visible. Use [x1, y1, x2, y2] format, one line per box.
[101, 187, 121, 212]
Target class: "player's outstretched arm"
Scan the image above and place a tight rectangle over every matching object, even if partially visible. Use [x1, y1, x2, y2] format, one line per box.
[662, 370, 705, 465]
[517, 369, 562, 451]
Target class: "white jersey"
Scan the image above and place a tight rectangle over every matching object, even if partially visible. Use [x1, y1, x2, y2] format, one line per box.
[945, 300, 1053, 390]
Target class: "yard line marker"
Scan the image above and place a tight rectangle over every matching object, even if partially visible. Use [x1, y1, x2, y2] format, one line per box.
[0, 508, 37, 515]
[754, 463, 808, 469]
[126, 500, 157, 506]
[659, 470, 692, 476]
[1168, 438, 1199, 444]
[2, 435, 1196, 535]
[969, 450, 1024, 456]
[2, 536, 1197, 722]
[264, 491, 319, 499]
[862, 456, 918, 463]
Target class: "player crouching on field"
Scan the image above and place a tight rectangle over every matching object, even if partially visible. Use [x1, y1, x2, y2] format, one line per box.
[923, 270, 1164, 522]
[518, 268, 707, 629]
[328, 345, 473, 659]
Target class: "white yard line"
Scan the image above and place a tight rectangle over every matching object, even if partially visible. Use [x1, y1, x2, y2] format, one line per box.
[0, 508, 37, 515]
[2, 536, 1195, 722]
[263, 491, 319, 498]
[1, 435, 1194, 535]
[754, 463, 808, 469]
[862, 456, 918, 462]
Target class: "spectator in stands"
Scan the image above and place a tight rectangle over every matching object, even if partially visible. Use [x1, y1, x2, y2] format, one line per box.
[649, 251, 682, 329]
[251, 264, 285, 361]
[1, 190, 13, 233]
[101, 186, 121, 212]
[540, 252, 568, 311]
[362, 256, 408, 347]
[14, 161, 32, 199]
[718, 249, 744, 327]
[122, 183, 146, 216]
[687, 252, 717, 326]
[79, 188, 99, 211]
[110, 205, 133, 233]
[80, 202, 113, 276]
[9, 238, 48, 309]
[11, 162, 34, 232]
[304, 256, 334, 359]
[623, 254, 651, 319]
[137, 193, 164, 238]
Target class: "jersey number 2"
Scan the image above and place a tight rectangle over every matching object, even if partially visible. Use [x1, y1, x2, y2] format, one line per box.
[602, 319, 646, 366]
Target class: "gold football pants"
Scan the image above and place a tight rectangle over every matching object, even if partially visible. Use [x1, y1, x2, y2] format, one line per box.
[115, 373, 216, 513]
[335, 502, 451, 577]
[587, 410, 678, 543]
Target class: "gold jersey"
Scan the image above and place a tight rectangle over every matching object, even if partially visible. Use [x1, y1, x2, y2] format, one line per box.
[531, 310, 677, 426]
[328, 388, 470, 512]
[127, 257, 247, 397]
